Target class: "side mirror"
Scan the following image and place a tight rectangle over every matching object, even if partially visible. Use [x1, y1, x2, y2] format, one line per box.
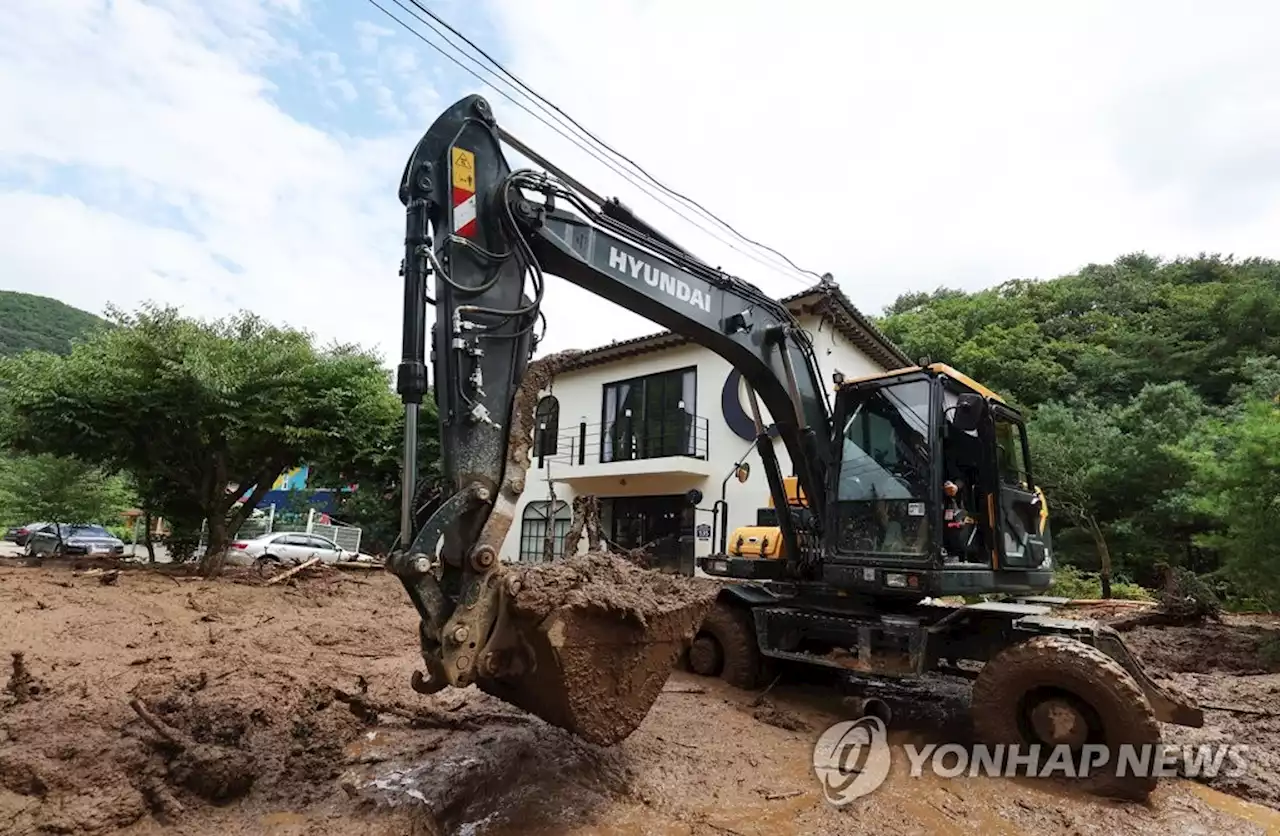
[952, 393, 986, 433]
[686, 488, 704, 506]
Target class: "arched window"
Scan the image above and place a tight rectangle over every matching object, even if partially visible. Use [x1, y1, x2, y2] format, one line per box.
[519, 500, 571, 563]
[534, 396, 559, 457]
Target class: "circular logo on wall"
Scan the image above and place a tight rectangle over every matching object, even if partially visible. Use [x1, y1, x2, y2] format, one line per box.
[720, 369, 779, 442]
[812, 715, 892, 805]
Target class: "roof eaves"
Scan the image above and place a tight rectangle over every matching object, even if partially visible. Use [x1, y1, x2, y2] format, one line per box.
[550, 280, 910, 373]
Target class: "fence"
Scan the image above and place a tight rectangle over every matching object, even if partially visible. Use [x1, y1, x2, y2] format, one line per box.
[534, 414, 711, 470]
[195, 506, 362, 555]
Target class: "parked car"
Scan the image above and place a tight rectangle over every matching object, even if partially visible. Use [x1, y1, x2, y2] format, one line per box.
[224, 532, 355, 570]
[6, 522, 52, 547]
[26, 524, 125, 557]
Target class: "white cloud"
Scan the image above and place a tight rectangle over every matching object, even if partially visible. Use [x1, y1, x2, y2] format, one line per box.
[4, 0, 1280, 385]
[474, 0, 1280, 354]
[353, 19, 395, 54]
[0, 0, 420, 364]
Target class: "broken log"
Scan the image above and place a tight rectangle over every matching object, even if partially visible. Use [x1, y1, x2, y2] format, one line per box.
[265, 557, 321, 585]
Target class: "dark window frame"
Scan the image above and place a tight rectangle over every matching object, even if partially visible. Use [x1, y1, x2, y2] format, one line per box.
[534, 395, 560, 457]
[599, 365, 698, 463]
[519, 500, 572, 563]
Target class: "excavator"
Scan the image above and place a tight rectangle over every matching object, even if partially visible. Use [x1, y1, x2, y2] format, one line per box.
[387, 94, 1204, 800]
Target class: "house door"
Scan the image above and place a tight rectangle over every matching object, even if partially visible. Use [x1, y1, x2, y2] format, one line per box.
[609, 495, 694, 574]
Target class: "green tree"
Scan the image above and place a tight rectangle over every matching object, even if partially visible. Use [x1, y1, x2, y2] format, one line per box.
[0, 454, 133, 536]
[1029, 401, 1123, 597]
[310, 398, 442, 555]
[1181, 397, 1280, 608]
[0, 304, 401, 574]
[879, 253, 1280, 590]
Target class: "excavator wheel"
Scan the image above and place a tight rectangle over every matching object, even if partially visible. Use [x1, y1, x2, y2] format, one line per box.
[698, 600, 769, 690]
[970, 634, 1161, 801]
[687, 635, 723, 677]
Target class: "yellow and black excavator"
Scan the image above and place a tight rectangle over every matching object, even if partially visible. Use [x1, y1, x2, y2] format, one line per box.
[724, 363, 1052, 565]
[388, 94, 1203, 800]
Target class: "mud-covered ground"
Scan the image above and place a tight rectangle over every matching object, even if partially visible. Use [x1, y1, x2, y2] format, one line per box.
[2, 557, 1279, 836]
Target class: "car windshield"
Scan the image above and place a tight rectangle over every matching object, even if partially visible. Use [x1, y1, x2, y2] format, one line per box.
[65, 525, 110, 537]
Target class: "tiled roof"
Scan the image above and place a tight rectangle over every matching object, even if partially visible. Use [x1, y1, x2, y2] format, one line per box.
[548, 280, 911, 373]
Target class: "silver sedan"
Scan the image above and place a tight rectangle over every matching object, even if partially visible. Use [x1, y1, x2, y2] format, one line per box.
[224, 531, 355, 571]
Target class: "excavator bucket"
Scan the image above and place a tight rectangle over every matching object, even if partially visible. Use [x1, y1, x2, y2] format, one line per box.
[472, 561, 718, 746]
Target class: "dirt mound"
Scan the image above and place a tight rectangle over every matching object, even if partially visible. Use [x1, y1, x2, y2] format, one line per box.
[505, 550, 718, 624]
[0, 659, 369, 833]
[1123, 622, 1280, 676]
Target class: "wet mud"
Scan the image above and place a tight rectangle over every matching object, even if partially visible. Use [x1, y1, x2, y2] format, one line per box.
[2, 558, 1278, 836]
[479, 551, 719, 745]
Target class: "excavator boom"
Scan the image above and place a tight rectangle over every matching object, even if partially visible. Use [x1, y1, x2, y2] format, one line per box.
[385, 94, 831, 742]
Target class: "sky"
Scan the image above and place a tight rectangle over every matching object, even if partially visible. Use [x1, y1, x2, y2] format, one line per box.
[3, 0, 1279, 369]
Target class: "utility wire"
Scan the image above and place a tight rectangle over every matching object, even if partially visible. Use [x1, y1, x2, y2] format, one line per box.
[368, 0, 809, 287]
[402, 0, 827, 283]
[366, 0, 820, 288]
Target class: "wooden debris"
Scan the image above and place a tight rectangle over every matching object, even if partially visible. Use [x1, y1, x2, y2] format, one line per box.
[265, 557, 321, 585]
[1202, 702, 1279, 717]
[5, 652, 43, 703]
[764, 789, 804, 801]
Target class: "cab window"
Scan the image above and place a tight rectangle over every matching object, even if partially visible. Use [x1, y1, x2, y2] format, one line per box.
[994, 415, 1031, 490]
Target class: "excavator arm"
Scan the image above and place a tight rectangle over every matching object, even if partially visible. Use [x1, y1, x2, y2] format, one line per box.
[386, 94, 830, 741]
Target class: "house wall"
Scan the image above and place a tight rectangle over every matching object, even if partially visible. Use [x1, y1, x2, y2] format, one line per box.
[500, 311, 890, 565]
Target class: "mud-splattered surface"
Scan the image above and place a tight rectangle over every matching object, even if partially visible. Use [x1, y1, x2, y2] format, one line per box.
[2, 557, 1278, 836]
[505, 551, 719, 623]
[478, 552, 719, 746]
[1097, 610, 1280, 813]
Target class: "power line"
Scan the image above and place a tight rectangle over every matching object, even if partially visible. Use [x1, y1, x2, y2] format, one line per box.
[402, 0, 827, 283]
[367, 0, 812, 286]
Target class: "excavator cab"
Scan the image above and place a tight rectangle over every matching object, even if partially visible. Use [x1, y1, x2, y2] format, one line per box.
[824, 363, 1052, 597]
[709, 363, 1052, 599]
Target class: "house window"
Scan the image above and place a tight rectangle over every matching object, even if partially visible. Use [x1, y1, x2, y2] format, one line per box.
[601, 367, 697, 462]
[519, 500, 571, 563]
[534, 396, 559, 457]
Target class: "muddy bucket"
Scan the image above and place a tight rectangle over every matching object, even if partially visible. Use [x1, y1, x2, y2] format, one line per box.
[475, 561, 718, 745]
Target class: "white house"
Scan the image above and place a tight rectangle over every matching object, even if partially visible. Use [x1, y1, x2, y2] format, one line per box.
[500, 281, 911, 572]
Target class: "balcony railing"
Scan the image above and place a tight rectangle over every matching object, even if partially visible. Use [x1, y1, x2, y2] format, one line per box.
[534, 413, 710, 469]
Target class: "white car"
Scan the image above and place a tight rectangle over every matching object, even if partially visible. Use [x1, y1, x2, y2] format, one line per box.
[225, 532, 356, 570]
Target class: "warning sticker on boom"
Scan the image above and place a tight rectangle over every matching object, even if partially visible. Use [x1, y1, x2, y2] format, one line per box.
[451, 147, 475, 192]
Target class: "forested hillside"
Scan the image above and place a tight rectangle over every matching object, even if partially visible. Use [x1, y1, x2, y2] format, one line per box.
[879, 253, 1280, 607]
[0, 290, 107, 356]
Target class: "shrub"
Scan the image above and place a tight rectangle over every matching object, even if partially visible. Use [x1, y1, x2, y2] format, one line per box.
[1047, 565, 1154, 601]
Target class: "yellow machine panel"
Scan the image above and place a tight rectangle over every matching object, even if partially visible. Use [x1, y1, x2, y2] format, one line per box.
[766, 476, 808, 509]
[839, 362, 1007, 405]
[728, 526, 785, 559]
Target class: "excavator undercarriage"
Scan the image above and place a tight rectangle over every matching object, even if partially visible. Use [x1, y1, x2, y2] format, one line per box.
[387, 93, 1204, 798]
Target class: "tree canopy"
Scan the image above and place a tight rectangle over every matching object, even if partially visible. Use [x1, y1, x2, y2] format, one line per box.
[880, 253, 1280, 606]
[0, 453, 133, 530]
[0, 304, 403, 573]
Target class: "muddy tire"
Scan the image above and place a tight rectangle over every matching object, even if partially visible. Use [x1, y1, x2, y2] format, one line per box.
[971, 634, 1161, 801]
[700, 601, 766, 689]
[687, 635, 723, 677]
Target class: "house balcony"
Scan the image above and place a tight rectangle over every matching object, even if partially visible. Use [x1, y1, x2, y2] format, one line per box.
[532, 414, 713, 484]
